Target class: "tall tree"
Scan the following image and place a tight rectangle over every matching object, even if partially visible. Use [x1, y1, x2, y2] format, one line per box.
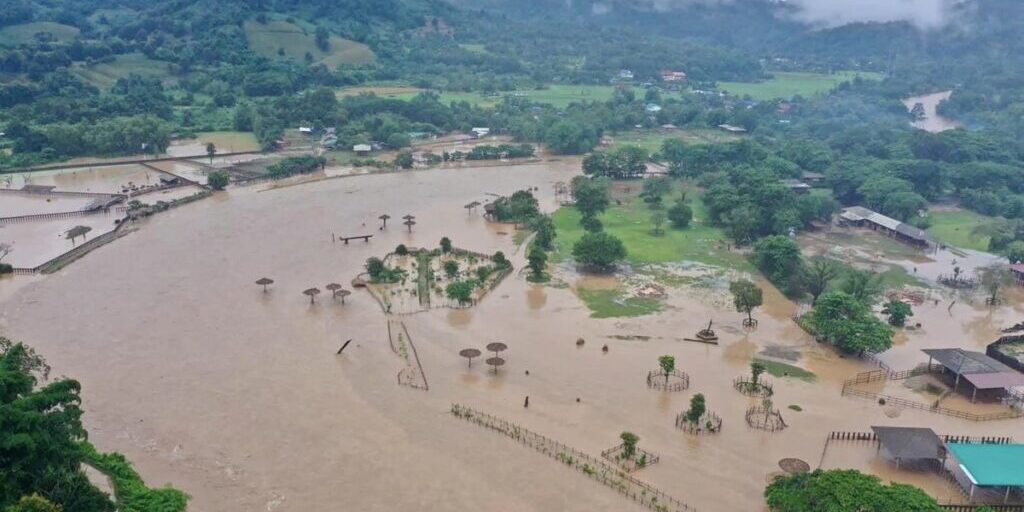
[802, 257, 840, 306]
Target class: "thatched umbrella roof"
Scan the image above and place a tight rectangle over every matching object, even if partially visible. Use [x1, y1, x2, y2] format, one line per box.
[778, 458, 810, 474]
[459, 348, 482, 368]
[326, 283, 342, 296]
[402, 214, 415, 220]
[486, 356, 505, 373]
[378, 214, 391, 220]
[337, 288, 352, 303]
[303, 287, 321, 304]
[403, 219, 416, 232]
[65, 225, 92, 240]
[486, 342, 508, 355]
[255, 277, 274, 292]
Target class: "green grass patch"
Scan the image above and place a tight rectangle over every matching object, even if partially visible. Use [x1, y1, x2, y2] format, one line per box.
[717, 71, 884, 101]
[0, 22, 80, 46]
[926, 209, 994, 252]
[72, 53, 174, 89]
[459, 43, 490, 54]
[243, 20, 375, 68]
[612, 128, 742, 152]
[755, 358, 816, 382]
[576, 288, 663, 318]
[552, 184, 751, 271]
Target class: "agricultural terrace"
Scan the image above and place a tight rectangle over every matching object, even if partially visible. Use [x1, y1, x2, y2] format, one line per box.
[71, 53, 175, 89]
[0, 22, 80, 45]
[243, 19, 375, 68]
[717, 71, 884, 100]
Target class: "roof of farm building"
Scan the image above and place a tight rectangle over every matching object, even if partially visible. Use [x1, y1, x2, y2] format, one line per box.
[947, 443, 1024, 487]
[871, 426, 946, 461]
[840, 206, 931, 242]
[923, 348, 1024, 390]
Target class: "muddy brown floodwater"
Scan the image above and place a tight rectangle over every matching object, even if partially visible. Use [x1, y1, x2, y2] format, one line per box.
[1, 160, 1022, 511]
[904, 90, 962, 133]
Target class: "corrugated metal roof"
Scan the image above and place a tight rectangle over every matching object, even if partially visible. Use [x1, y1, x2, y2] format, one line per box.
[871, 426, 945, 460]
[948, 443, 1024, 486]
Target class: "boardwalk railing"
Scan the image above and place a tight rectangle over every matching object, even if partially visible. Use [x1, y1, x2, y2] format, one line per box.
[450, 404, 694, 512]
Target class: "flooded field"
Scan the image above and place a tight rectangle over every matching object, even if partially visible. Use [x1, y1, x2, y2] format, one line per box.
[134, 185, 206, 205]
[0, 213, 120, 268]
[0, 160, 1022, 511]
[145, 161, 210, 185]
[0, 191, 99, 217]
[2, 164, 170, 194]
[166, 132, 260, 157]
[904, 91, 963, 133]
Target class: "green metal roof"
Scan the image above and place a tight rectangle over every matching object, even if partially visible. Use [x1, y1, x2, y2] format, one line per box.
[947, 443, 1024, 487]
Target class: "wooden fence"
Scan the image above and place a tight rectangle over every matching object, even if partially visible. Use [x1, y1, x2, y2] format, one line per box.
[941, 504, 1024, 512]
[450, 403, 693, 512]
[0, 208, 107, 224]
[827, 431, 1013, 444]
[839, 363, 1023, 422]
[647, 370, 689, 392]
[600, 443, 661, 471]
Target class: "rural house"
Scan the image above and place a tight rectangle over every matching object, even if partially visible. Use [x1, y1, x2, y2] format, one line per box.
[838, 206, 931, 248]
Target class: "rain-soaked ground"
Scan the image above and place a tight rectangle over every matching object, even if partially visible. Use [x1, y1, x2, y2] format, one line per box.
[0, 160, 1022, 511]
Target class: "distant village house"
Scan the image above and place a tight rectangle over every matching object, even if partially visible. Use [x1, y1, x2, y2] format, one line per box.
[661, 70, 687, 82]
[353, 144, 372, 156]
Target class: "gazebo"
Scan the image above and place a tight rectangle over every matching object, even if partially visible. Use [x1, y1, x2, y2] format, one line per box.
[946, 443, 1024, 504]
[871, 426, 947, 468]
[923, 348, 1024, 402]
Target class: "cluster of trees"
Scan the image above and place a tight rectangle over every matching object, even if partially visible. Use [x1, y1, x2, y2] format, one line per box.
[266, 155, 325, 178]
[566, 176, 628, 271]
[462, 144, 535, 161]
[765, 469, 943, 512]
[0, 338, 187, 511]
[445, 251, 512, 304]
[365, 256, 405, 283]
[490, 190, 540, 224]
[582, 146, 648, 179]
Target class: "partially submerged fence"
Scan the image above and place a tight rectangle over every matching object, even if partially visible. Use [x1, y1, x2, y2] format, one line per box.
[647, 370, 690, 392]
[387, 320, 428, 391]
[827, 431, 1013, 444]
[450, 404, 694, 512]
[841, 367, 1024, 422]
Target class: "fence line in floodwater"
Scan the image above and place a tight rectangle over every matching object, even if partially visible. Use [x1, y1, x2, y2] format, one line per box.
[449, 403, 694, 512]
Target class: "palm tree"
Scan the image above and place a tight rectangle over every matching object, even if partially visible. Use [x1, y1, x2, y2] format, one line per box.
[303, 287, 321, 304]
[255, 277, 274, 292]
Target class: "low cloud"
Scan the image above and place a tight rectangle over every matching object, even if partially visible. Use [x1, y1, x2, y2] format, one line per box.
[784, 0, 955, 30]
[596, 0, 962, 30]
